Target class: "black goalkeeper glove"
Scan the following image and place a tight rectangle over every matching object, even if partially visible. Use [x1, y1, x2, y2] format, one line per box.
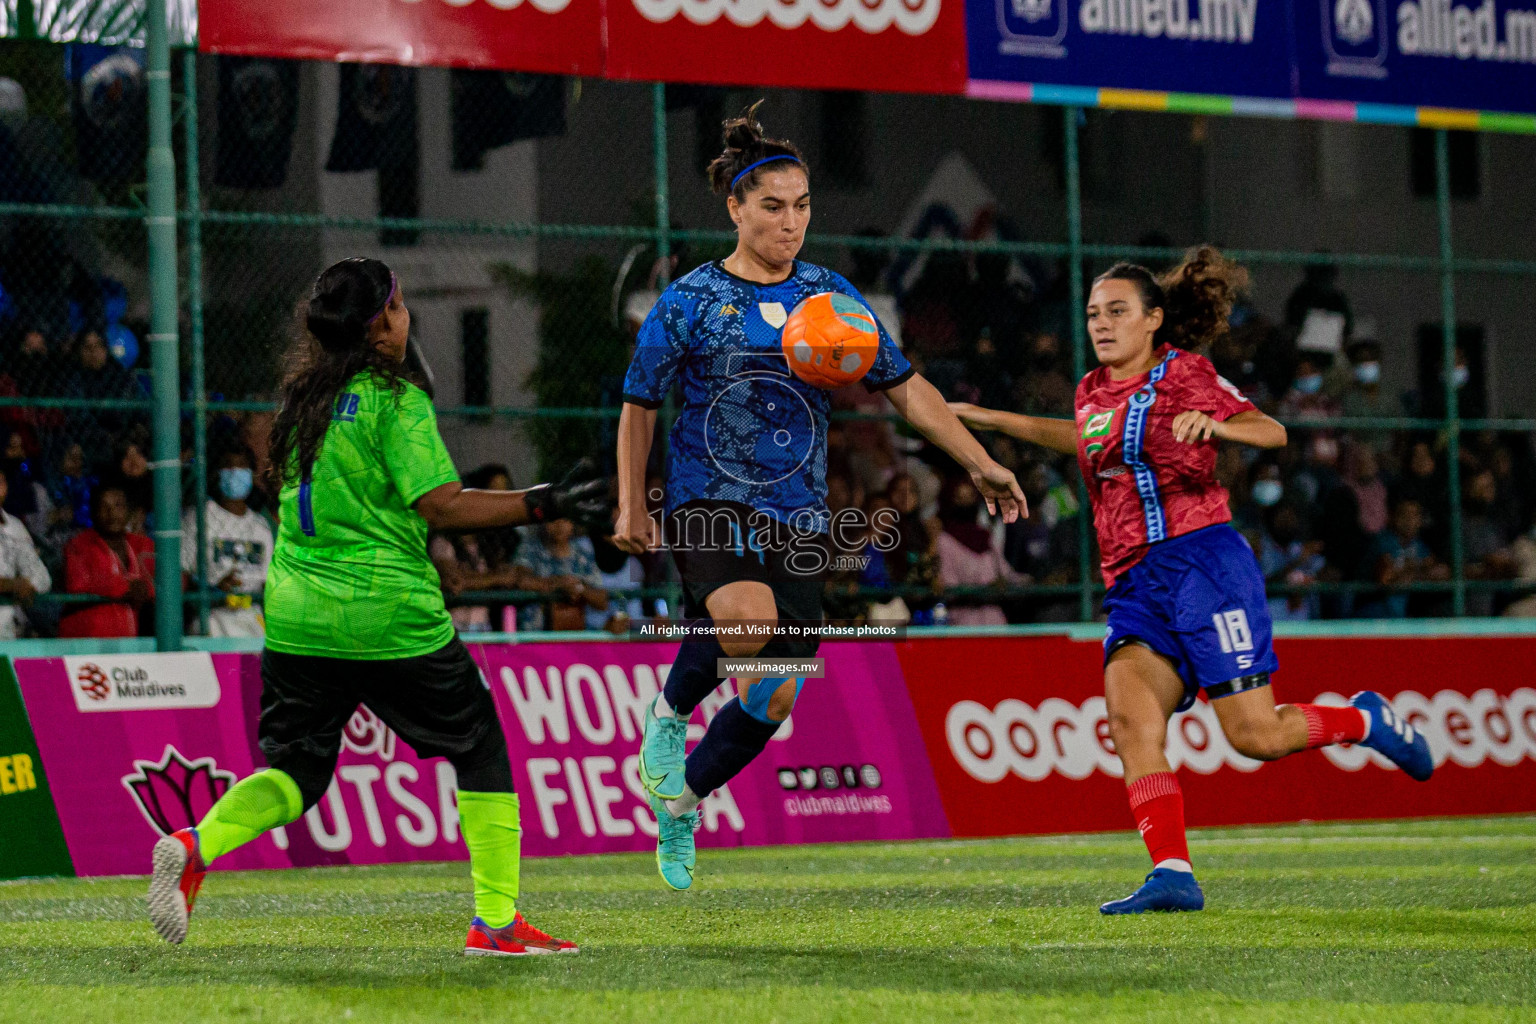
[524, 458, 612, 529]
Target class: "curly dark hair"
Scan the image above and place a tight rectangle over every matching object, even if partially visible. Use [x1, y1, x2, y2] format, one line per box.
[705, 100, 807, 200]
[1094, 245, 1249, 351]
[267, 257, 420, 493]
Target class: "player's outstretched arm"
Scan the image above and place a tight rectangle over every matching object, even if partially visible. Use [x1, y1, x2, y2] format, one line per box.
[1171, 408, 1287, 449]
[884, 375, 1027, 523]
[613, 401, 661, 554]
[948, 402, 1079, 456]
[415, 461, 611, 532]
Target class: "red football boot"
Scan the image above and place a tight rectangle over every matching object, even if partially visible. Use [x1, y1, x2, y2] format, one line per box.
[463, 912, 579, 956]
[147, 828, 206, 944]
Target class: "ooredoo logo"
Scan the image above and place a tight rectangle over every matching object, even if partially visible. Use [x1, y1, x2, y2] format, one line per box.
[945, 688, 1536, 783]
[76, 663, 110, 701]
[630, 0, 943, 35]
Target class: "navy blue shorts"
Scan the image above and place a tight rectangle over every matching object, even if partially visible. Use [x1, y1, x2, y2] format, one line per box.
[1102, 524, 1279, 713]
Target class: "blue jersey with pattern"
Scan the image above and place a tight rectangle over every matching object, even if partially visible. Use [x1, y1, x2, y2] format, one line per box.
[622, 260, 914, 533]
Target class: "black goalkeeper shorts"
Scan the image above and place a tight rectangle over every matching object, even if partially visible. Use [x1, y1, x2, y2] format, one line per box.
[257, 636, 511, 805]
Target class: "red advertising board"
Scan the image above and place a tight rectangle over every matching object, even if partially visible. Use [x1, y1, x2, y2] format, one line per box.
[897, 635, 1536, 839]
[199, 0, 604, 77]
[603, 0, 968, 94]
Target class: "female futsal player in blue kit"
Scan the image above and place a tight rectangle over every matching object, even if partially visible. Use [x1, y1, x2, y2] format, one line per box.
[611, 104, 1027, 890]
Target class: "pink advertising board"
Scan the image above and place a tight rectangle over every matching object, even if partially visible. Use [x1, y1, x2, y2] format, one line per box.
[13, 643, 948, 877]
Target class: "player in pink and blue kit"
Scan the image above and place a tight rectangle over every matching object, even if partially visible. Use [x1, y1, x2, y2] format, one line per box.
[953, 247, 1433, 914]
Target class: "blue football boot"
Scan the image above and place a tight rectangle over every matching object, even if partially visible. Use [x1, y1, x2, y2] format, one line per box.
[1351, 690, 1434, 781]
[1099, 868, 1206, 915]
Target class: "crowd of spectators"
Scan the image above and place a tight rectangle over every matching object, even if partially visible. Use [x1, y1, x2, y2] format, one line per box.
[5, 229, 1536, 637]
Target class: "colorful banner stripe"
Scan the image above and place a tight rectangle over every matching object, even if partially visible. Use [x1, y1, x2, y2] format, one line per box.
[966, 80, 1536, 135]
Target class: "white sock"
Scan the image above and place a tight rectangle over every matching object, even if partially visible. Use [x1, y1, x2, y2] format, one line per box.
[652, 693, 676, 719]
[665, 786, 701, 818]
[1154, 858, 1193, 874]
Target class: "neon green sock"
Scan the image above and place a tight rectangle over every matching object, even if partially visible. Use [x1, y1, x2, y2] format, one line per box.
[195, 769, 304, 864]
[458, 790, 521, 928]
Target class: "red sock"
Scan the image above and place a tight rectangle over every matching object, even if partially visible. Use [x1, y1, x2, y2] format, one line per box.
[1296, 703, 1369, 748]
[1127, 771, 1189, 867]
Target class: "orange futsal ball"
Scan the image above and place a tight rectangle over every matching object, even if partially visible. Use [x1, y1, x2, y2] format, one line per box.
[781, 292, 880, 390]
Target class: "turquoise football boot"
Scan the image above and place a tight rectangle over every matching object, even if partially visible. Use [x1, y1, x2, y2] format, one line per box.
[648, 792, 697, 891]
[638, 700, 688, 801]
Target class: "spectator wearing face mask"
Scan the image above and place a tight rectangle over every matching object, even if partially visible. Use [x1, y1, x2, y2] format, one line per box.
[1238, 461, 1286, 532]
[1338, 337, 1395, 455]
[1416, 344, 1485, 421]
[1278, 355, 1342, 421]
[180, 447, 273, 636]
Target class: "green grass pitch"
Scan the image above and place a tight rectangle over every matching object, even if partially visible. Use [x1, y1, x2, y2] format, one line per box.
[2, 816, 1533, 1023]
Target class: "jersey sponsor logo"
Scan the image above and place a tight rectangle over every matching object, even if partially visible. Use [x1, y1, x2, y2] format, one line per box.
[946, 687, 1536, 782]
[1082, 410, 1115, 437]
[122, 744, 236, 837]
[629, 0, 943, 35]
[333, 392, 361, 423]
[66, 654, 221, 712]
[720, 303, 741, 316]
[757, 302, 788, 328]
[1082, 409, 1116, 456]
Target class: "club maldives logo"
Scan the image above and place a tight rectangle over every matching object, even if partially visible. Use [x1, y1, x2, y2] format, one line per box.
[76, 663, 110, 701]
[122, 745, 236, 837]
[65, 653, 220, 712]
[630, 0, 943, 34]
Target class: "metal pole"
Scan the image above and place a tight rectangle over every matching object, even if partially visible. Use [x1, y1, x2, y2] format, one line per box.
[653, 83, 671, 290]
[183, 49, 209, 636]
[1065, 107, 1092, 623]
[1436, 130, 1465, 617]
[146, 0, 183, 650]
[652, 82, 682, 618]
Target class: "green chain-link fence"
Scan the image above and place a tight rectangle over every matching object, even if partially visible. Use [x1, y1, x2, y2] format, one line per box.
[2, 37, 1536, 644]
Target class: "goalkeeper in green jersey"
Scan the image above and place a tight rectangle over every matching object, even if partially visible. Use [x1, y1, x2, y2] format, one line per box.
[146, 257, 607, 955]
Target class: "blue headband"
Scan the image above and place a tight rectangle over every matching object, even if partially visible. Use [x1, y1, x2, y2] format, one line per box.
[731, 154, 800, 191]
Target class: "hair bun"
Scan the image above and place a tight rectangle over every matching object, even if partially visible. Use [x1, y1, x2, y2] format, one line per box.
[723, 117, 763, 152]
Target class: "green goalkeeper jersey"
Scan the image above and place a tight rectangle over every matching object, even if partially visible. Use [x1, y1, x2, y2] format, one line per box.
[264, 372, 460, 659]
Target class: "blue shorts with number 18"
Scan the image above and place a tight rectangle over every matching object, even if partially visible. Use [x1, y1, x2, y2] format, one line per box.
[1102, 523, 1279, 713]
